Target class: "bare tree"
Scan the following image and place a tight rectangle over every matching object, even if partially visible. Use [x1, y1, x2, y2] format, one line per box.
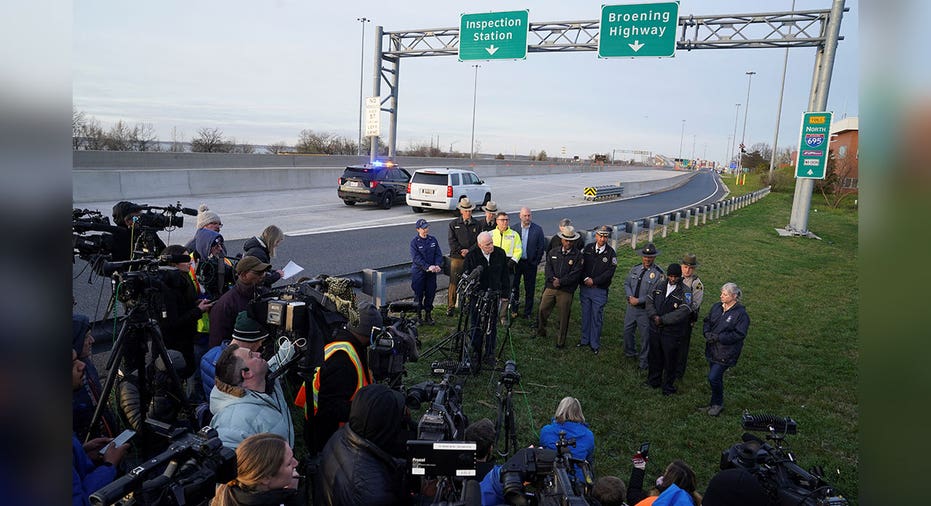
[81, 117, 106, 151]
[295, 129, 358, 155]
[191, 127, 232, 153]
[227, 138, 255, 154]
[266, 141, 289, 154]
[131, 123, 159, 151]
[815, 153, 858, 208]
[103, 120, 133, 151]
[73, 107, 86, 150]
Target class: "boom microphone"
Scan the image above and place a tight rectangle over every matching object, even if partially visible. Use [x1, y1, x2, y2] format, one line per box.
[741, 413, 798, 434]
[159, 253, 193, 264]
[181, 207, 199, 216]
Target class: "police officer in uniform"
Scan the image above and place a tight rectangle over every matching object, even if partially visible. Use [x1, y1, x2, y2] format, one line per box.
[677, 253, 704, 379]
[644, 263, 692, 396]
[410, 218, 443, 324]
[537, 226, 584, 348]
[447, 198, 481, 316]
[481, 201, 499, 231]
[623, 243, 664, 369]
[578, 225, 617, 355]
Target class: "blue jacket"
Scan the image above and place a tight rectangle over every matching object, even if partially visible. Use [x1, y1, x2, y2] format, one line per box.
[653, 483, 695, 506]
[199, 341, 229, 399]
[410, 233, 443, 274]
[703, 301, 750, 367]
[518, 222, 547, 266]
[72, 434, 116, 506]
[479, 464, 504, 506]
[539, 419, 595, 482]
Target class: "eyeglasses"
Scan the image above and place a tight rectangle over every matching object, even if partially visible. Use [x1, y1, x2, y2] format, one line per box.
[496, 217, 509, 221]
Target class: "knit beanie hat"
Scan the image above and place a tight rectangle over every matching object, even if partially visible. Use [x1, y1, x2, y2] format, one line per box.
[231, 311, 269, 342]
[196, 204, 222, 229]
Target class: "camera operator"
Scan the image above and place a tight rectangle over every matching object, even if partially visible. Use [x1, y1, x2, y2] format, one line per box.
[73, 350, 130, 506]
[209, 337, 297, 449]
[701, 468, 767, 506]
[111, 201, 166, 262]
[185, 204, 226, 262]
[539, 397, 595, 483]
[463, 231, 511, 368]
[210, 433, 301, 506]
[307, 302, 379, 454]
[159, 245, 213, 381]
[208, 256, 270, 348]
[318, 384, 412, 506]
[464, 418, 497, 482]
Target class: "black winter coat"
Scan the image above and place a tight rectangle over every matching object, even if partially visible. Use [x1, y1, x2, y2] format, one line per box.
[242, 236, 282, 286]
[317, 425, 408, 506]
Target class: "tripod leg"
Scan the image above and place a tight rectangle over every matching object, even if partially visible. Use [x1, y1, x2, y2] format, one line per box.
[87, 316, 134, 443]
[147, 323, 195, 424]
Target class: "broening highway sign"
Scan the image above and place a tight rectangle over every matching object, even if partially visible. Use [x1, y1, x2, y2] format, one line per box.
[598, 2, 679, 58]
[459, 10, 529, 61]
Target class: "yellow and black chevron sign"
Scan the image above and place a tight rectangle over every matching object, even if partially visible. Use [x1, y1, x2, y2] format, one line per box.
[583, 187, 596, 197]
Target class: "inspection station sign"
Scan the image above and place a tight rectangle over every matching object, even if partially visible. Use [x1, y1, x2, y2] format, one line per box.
[459, 10, 529, 61]
[794, 111, 833, 179]
[598, 2, 679, 58]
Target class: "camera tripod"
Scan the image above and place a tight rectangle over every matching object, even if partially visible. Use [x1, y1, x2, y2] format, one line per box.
[494, 378, 518, 458]
[88, 293, 194, 448]
[420, 276, 482, 375]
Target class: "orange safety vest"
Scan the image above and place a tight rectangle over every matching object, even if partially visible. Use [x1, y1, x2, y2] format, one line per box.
[294, 341, 370, 419]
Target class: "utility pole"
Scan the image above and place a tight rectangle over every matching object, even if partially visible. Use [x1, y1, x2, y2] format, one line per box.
[470, 64, 480, 160]
[737, 71, 756, 176]
[356, 17, 370, 157]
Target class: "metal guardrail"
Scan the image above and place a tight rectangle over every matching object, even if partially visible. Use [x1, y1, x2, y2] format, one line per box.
[583, 184, 624, 201]
[339, 187, 772, 308]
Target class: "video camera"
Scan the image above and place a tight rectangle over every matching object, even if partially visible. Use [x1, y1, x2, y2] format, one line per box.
[500, 360, 520, 388]
[720, 412, 849, 505]
[118, 201, 196, 231]
[499, 433, 593, 506]
[369, 301, 422, 388]
[406, 372, 469, 441]
[89, 424, 236, 506]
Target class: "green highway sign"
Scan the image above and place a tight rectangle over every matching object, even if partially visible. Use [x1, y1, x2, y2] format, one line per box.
[459, 10, 529, 61]
[598, 2, 679, 58]
[794, 111, 833, 179]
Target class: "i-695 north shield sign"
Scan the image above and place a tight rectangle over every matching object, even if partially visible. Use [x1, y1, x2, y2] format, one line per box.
[794, 111, 833, 179]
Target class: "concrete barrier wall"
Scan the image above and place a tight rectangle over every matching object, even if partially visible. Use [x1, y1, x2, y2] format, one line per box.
[73, 151, 684, 202]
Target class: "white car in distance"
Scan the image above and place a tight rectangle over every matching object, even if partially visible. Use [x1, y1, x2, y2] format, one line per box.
[406, 168, 492, 213]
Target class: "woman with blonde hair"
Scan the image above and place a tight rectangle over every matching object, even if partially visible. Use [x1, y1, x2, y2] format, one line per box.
[211, 433, 301, 506]
[243, 225, 286, 286]
[539, 396, 595, 481]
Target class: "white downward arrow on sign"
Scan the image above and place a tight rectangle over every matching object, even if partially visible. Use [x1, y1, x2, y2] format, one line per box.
[485, 44, 499, 56]
[628, 40, 645, 52]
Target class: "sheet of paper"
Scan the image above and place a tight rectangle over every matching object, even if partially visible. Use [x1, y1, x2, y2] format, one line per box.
[281, 260, 304, 280]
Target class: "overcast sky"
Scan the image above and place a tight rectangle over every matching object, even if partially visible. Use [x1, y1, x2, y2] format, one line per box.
[73, 0, 858, 163]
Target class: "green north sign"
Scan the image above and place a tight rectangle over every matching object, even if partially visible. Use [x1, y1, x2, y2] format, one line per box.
[598, 2, 679, 58]
[459, 10, 529, 61]
[794, 111, 833, 179]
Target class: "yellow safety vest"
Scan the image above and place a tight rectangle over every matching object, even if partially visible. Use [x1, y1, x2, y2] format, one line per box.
[304, 341, 370, 418]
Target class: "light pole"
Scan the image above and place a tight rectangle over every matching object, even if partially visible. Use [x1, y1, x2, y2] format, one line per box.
[678, 119, 686, 160]
[730, 103, 741, 172]
[356, 17, 370, 157]
[738, 71, 756, 174]
[470, 64, 480, 160]
[769, 0, 795, 178]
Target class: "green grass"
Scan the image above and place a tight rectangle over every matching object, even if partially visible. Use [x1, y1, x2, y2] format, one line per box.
[406, 190, 860, 501]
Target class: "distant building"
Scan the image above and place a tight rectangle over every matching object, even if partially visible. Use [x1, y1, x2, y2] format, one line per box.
[829, 116, 858, 191]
